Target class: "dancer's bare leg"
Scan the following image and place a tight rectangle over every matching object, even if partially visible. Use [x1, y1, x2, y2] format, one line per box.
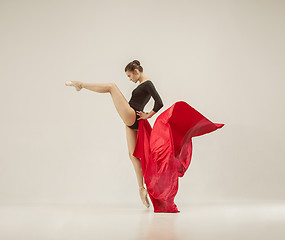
[65, 81, 136, 126]
[126, 125, 150, 208]
[66, 80, 150, 207]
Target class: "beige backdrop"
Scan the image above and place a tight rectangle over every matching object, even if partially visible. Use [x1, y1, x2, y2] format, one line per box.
[0, 0, 284, 207]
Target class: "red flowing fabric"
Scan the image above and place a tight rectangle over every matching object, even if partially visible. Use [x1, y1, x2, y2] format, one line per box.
[133, 101, 224, 213]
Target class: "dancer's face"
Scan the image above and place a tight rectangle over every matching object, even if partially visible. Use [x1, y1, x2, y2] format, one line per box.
[126, 69, 140, 83]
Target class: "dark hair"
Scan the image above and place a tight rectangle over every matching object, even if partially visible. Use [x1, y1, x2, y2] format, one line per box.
[125, 60, 143, 72]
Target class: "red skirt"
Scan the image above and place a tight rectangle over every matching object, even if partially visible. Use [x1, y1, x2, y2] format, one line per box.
[133, 101, 224, 213]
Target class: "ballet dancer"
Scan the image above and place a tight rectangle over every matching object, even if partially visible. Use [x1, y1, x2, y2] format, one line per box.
[65, 60, 164, 208]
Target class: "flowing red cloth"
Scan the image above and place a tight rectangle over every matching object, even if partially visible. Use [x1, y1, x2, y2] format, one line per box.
[133, 101, 224, 213]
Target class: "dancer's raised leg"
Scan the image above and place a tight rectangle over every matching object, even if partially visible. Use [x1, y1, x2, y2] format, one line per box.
[65, 81, 136, 126]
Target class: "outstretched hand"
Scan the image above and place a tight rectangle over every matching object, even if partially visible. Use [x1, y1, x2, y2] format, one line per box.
[136, 111, 149, 120]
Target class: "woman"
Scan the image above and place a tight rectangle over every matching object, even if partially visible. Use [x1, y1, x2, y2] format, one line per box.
[66, 60, 224, 213]
[65, 60, 162, 208]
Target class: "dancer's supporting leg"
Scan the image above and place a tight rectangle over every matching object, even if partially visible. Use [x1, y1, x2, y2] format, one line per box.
[126, 125, 150, 208]
[125, 125, 150, 208]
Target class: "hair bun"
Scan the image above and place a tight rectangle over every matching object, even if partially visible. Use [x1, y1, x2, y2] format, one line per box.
[133, 60, 140, 66]
[125, 60, 143, 72]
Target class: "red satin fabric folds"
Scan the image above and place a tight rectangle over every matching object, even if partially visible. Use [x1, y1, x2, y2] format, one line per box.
[133, 101, 224, 213]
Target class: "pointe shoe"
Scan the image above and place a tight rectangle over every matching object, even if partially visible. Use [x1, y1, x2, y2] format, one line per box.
[65, 81, 83, 91]
[139, 187, 150, 208]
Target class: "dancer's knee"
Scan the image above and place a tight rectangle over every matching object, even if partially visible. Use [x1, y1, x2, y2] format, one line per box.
[128, 152, 134, 160]
[110, 82, 116, 88]
[129, 152, 138, 161]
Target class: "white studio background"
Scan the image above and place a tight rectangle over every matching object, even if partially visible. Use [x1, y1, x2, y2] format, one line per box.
[0, 0, 284, 207]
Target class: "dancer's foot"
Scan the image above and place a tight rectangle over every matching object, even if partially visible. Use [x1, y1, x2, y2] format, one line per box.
[139, 187, 150, 208]
[65, 81, 83, 91]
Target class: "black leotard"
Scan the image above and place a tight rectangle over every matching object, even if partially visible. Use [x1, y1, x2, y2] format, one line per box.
[127, 80, 163, 129]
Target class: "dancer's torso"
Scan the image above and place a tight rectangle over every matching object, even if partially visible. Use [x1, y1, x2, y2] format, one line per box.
[128, 80, 163, 113]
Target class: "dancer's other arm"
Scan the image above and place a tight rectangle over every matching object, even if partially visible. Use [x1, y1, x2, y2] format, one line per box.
[147, 110, 157, 119]
[145, 81, 163, 113]
[136, 109, 158, 120]
[137, 81, 164, 120]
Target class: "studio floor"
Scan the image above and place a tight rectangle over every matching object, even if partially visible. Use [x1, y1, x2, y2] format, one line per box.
[0, 202, 284, 240]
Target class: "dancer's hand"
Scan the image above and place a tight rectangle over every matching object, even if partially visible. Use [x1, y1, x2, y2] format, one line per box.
[136, 111, 149, 120]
